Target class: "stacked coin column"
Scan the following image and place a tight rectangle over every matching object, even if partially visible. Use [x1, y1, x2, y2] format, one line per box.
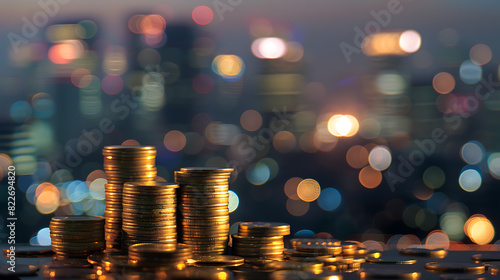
[103, 145, 157, 251]
[122, 182, 178, 249]
[49, 216, 105, 259]
[232, 222, 290, 261]
[175, 167, 233, 255]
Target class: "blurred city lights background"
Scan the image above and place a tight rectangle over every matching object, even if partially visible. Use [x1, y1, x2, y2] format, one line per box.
[1, 0, 500, 250]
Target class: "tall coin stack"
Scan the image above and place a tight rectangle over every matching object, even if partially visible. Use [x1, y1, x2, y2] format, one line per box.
[103, 145, 157, 250]
[232, 222, 290, 260]
[175, 167, 234, 255]
[122, 182, 179, 249]
[49, 216, 105, 259]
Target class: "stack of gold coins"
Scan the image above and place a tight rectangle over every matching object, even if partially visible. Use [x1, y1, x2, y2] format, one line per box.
[128, 243, 192, 269]
[232, 222, 290, 260]
[175, 167, 233, 255]
[49, 216, 105, 259]
[103, 145, 157, 250]
[122, 182, 178, 249]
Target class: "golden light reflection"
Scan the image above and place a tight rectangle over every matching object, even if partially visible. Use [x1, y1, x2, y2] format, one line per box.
[327, 114, 359, 137]
[297, 179, 321, 202]
[465, 214, 495, 245]
[432, 72, 455, 94]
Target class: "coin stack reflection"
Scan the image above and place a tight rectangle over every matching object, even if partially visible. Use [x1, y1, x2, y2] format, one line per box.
[103, 145, 157, 250]
[49, 216, 105, 259]
[232, 222, 290, 260]
[122, 182, 178, 249]
[175, 167, 233, 255]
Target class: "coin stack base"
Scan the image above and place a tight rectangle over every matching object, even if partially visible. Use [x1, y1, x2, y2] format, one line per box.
[49, 216, 105, 259]
[232, 222, 290, 261]
[128, 243, 192, 269]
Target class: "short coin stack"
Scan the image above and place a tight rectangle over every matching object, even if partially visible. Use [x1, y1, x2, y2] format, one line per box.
[128, 243, 192, 268]
[122, 182, 178, 249]
[49, 216, 105, 259]
[175, 167, 233, 255]
[232, 222, 290, 260]
[103, 145, 157, 250]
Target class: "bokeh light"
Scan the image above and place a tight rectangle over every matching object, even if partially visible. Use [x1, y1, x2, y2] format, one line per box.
[246, 163, 270, 185]
[368, 146, 392, 171]
[440, 211, 466, 240]
[465, 214, 495, 245]
[470, 44, 492, 66]
[423, 166, 446, 189]
[375, 71, 406, 95]
[459, 60, 482, 84]
[284, 177, 302, 200]
[458, 168, 482, 192]
[212, 55, 245, 81]
[240, 110, 262, 132]
[399, 30, 422, 53]
[36, 227, 51, 246]
[193, 74, 214, 94]
[251, 37, 287, 59]
[10, 101, 32, 123]
[192, 6, 213, 25]
[297, 179, 321, 202]
[488, 153, 500, 179]
[432, 72, 455, 94]
[164, 130, 187, 152]
[273, 131, 296, 153]
[359, 166, 382, 189]
[346, 145, 369, 169]
[286, 199, 309, 216]
[460, 141, 484, 165]
[89, 178, 106, 200]
[228, 190, 239, 213]
[317, 188, 341, 211]
[425, 230, 450, 250]
[327, 114, 359, 137]
[141, 14, 166, 35]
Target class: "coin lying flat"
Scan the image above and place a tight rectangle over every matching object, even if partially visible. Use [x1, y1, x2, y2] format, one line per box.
[187, 255, 244, 267]
[471, 252, 500, 262]
[366, 256, 417, 265]
[425, 262, 486, 273]
[399, 248, 448, 258]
